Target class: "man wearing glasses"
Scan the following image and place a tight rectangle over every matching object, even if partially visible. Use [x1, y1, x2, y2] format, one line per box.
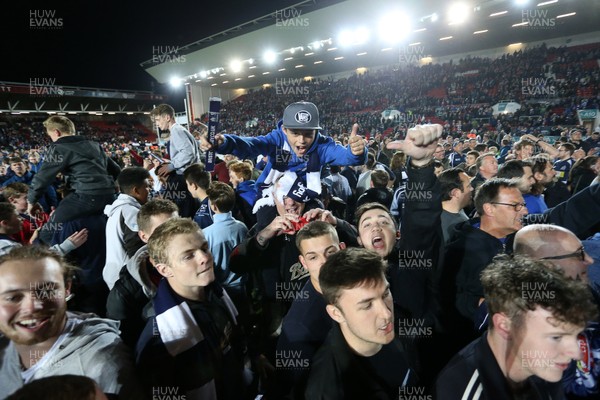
[440, 178, 528, 362]
[515, 224, 593, 282]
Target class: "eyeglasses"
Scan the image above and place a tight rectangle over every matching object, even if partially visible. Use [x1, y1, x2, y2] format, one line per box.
[541, 246, 586, 262]
[490, 202, 527, 211]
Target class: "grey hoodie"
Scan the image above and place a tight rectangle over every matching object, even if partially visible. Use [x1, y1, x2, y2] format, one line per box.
[0, 312, 143, 399]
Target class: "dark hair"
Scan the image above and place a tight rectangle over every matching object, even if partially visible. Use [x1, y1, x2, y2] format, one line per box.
[370, 170, 389, 189]
[438, 168, 465, 201]
[559, 142, 575, 155]
[482, 255, 597, 331]
[366, 153, 376, 170]
[183, 163, 211, 190]
[329, 165, 341, 174]
[474, 144, 488, 153]
[497, 160, 530, 179]
[9, 157, 24, 165]
[319, 248, 387, 306]
[474, 178, 517, 215]
[466, 150, 480, 159]
[355, 202, 394, 227]
[117, 167, 151, 194]
[6, 375, 97, 400]
[0, 202, 16, 222]
[137, 199, 179, 233]
[295, 220, 339, 253]
[571, 155, 599, 174]
[527, 154, 553, 176]
[206, 181, 235, 213]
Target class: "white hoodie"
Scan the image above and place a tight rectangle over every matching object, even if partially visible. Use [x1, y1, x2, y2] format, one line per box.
[103, 193, 141, 289]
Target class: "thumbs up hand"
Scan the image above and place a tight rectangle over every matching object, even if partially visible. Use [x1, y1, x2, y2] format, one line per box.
[347, 123, 365, 156]
[386, 124, 442, 166]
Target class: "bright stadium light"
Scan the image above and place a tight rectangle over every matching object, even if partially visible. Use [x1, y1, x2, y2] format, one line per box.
[378, 11, 411, 43]
[169, 77, 182, 87]
[230, 60, 242, 73]
[448, 3, 470, 24]
[263, 50, 277, 64]
[338, 30, 354, 47]
[355, 27, 370, 44]
[338, 28, 370, 47]
[200, 70, 208, 79]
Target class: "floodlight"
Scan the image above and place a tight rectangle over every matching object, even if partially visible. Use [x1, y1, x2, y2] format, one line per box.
[448, 3, 470, 24]
[378, 12, 411, 43]
[264, 50, 277, 64]
[338, 30, 354, 47]
[230, 60, 242, 73]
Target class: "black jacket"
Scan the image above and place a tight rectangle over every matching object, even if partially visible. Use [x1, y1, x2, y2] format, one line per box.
[28, 135, 120, 204]
[388, 162, 443, 327]
[442, 220, 509, 325]
[305, 324, 418, 400]
[356, 187, 394, 210]
[436, 334, 565, 400]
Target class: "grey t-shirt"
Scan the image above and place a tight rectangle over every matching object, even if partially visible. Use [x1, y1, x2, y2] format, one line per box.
[441, 209, 468, 243]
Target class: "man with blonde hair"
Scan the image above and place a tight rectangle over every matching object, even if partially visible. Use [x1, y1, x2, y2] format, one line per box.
[135, 217, 245, 400]
[28, 116, 120, 244]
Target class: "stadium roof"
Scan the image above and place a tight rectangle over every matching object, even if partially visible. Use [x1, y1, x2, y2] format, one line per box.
[143, 0, 600, 89]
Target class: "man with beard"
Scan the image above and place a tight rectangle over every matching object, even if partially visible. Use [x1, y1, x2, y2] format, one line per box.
[525, 155, 557, 213]
[0, 246, 141, 399]
[439, 169, 473, 244]
[497, 160, 537, 212]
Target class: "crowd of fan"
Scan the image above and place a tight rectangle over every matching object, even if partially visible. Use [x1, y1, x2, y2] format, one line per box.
[0, 42, 599, 399]
[0, 106, 598, 399]
[217, 43, 599, 138]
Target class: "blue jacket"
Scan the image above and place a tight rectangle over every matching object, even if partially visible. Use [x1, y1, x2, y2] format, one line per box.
[2, 171, 57, 212]
[217, 121, 367, 192]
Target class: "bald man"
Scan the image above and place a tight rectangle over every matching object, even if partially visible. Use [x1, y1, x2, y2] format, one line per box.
[514, 224, 593, 282]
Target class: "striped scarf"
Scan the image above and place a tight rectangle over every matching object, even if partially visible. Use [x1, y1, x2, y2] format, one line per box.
[253, 140, 321, 212]
[153, 279, 238, 399]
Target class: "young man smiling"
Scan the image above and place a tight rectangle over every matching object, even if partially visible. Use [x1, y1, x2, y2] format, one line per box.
[0, 246, 141, 399]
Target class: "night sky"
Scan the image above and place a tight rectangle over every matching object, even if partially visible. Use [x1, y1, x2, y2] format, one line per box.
[4, 0, 298, 93]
